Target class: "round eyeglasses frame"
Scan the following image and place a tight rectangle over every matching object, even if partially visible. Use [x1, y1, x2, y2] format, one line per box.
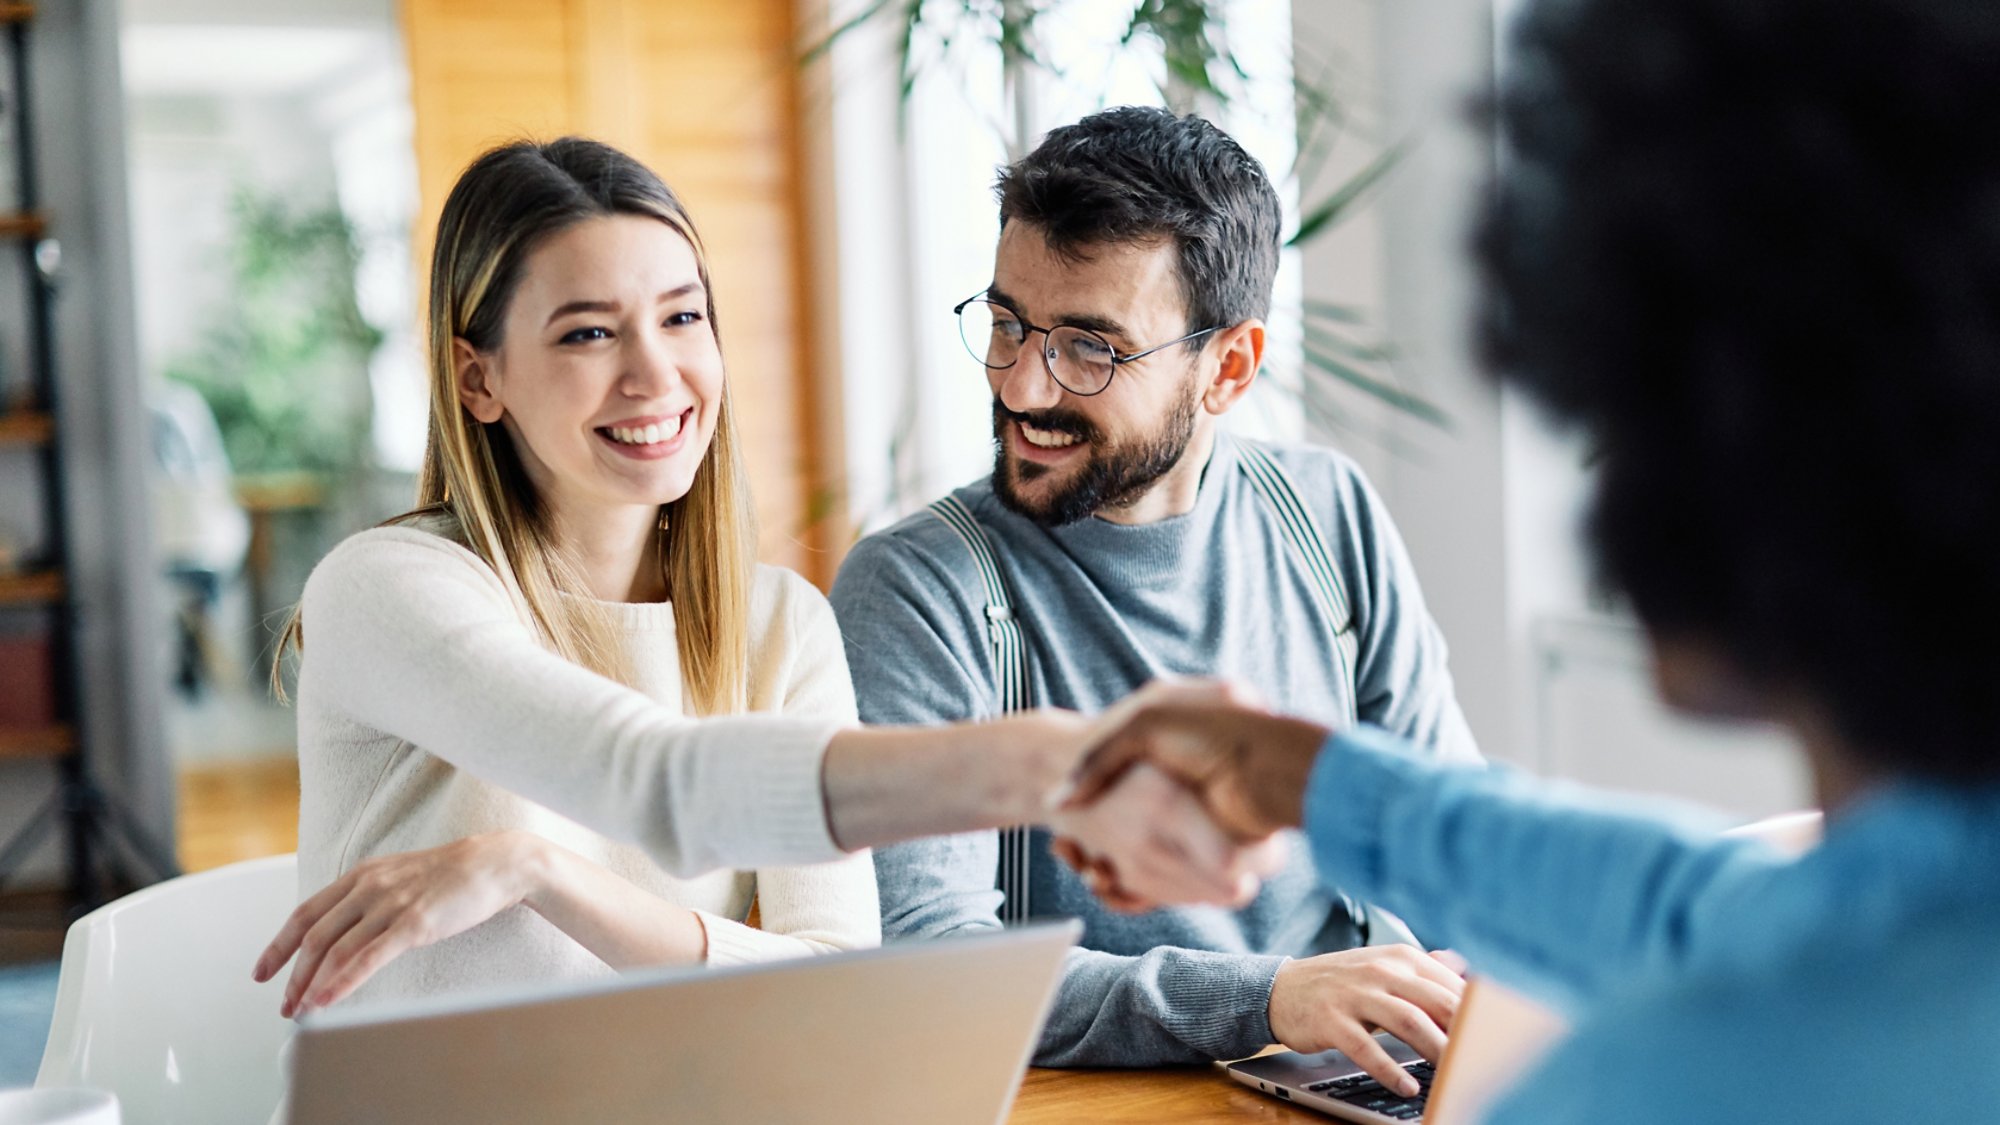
[952, 292, 1222, 397]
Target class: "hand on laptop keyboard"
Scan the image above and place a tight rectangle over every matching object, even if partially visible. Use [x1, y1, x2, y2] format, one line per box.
[1268, 946, 1464, 1097]
[1307, 1059, 1436, 1121]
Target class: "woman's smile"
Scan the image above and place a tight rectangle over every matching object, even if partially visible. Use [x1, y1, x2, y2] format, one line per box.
[595, 407, 695, 461]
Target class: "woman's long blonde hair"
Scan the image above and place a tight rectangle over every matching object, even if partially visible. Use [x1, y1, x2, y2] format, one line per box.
[278, 137, 754, 713]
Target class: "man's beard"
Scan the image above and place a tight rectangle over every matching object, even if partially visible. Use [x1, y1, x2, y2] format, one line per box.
[990, 390, 1201, 527]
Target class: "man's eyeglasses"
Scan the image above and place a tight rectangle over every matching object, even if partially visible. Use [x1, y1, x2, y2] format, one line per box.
[953, 293, 1221, 397]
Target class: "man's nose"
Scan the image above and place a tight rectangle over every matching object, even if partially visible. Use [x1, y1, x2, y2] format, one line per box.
[994, 331, 1065, 412]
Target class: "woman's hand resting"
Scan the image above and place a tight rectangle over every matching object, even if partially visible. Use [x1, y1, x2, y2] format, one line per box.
[253, 831, 555, 1018]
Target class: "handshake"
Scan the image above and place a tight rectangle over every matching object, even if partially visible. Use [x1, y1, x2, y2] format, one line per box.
[1043, 679, 1336, 914]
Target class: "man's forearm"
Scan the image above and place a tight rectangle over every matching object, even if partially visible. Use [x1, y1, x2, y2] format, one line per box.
[1037, 946, 1286, 1066]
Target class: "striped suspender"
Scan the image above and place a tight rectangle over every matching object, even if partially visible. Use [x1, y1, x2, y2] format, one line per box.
[1237, 444, 1361, 725]
[927, 496, 1036, 925]
[1238, 444, 1376, 938]
[928, 447, 1360, 930]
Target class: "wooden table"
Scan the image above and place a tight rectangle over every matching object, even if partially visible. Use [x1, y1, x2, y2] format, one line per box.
[1010, 1062, 1325, 1123]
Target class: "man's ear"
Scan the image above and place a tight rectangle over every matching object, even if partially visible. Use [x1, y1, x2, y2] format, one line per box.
[1201, 320, 1264, 415]
[453, 338, 505, 424]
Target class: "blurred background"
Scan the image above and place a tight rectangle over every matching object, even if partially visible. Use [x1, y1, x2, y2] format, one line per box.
[0, 0, 1801, 960]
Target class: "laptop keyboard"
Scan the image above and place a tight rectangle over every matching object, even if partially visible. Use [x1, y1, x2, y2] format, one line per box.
[1304, 1059, 1435, 1121]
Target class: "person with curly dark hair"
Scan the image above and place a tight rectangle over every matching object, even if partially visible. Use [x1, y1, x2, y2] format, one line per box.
[1059, 0, 2000, 1119]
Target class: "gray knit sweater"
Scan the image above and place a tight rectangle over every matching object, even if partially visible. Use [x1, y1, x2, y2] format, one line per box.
[830, 432, 1480, 1067]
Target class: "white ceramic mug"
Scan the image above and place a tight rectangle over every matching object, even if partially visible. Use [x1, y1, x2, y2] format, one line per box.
[0, 1088, 119, 1125]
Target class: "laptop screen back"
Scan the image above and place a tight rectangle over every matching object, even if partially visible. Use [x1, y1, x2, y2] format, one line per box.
[287, 921, 1080, 1125]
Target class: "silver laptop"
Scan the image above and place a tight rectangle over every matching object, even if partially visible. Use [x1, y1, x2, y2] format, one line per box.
[287, 920, 1081, 1125]
[1230, 1033, 1436, 1123]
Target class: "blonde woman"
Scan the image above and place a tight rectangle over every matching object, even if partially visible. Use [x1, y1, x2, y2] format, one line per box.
[253, 138, 1260, 1017]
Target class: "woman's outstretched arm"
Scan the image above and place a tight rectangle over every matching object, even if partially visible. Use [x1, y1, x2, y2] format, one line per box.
[308, 528, 1252, 905]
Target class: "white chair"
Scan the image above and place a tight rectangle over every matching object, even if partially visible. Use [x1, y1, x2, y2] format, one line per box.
[36, 853, 297, 1125]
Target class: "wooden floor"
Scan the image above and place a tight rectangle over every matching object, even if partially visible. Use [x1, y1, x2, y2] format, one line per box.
[177, 756, 299, 873]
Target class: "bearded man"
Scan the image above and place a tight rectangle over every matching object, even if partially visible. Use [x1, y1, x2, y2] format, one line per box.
[830, 106, 1481, 1071]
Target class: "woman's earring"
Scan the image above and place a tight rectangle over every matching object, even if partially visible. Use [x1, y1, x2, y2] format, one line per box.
[657, 509, 672, 533]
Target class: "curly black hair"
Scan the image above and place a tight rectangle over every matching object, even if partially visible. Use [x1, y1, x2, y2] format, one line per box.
[1478, 0, 2000, 780]
[997, 106, 1283, 344]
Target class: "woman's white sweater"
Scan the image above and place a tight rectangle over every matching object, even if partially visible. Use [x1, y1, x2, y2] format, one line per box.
[293, 524, 879, 1007]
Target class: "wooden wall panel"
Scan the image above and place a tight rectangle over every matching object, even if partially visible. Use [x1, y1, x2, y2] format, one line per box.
[403, 0, 576, 269]
[400, 0, 834, 582]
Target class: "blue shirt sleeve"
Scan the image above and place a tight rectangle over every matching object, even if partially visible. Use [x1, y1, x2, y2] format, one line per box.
[1302, 726, 1784, 1009]
[1299, 725, 2000, 1123]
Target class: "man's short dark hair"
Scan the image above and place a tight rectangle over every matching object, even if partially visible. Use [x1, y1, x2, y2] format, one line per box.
[997, 106, 1282, 342]
[1479, 0, 2000, 780]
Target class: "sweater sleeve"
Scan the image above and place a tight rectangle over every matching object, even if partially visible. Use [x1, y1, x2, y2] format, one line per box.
[299, 528, 845, 877]
[1325, 457, 1482, 764]
[709, 578, 882, 965]
[833, 529, 1285, 1066]
[1303, 726, 1783, 1007]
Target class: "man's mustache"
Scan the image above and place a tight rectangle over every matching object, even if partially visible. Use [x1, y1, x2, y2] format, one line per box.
[992, 401, 1100, 444]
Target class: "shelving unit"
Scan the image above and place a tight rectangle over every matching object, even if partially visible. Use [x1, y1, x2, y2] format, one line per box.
[0, 567, 61, 603]
[0, 409, 54, 443]
[0, 725, 72, 761]
[0, 3, 178, 907]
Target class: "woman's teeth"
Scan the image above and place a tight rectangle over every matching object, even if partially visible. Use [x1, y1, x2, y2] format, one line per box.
[1021, 422, 1081, 449]
[605, 416, 684, 445]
